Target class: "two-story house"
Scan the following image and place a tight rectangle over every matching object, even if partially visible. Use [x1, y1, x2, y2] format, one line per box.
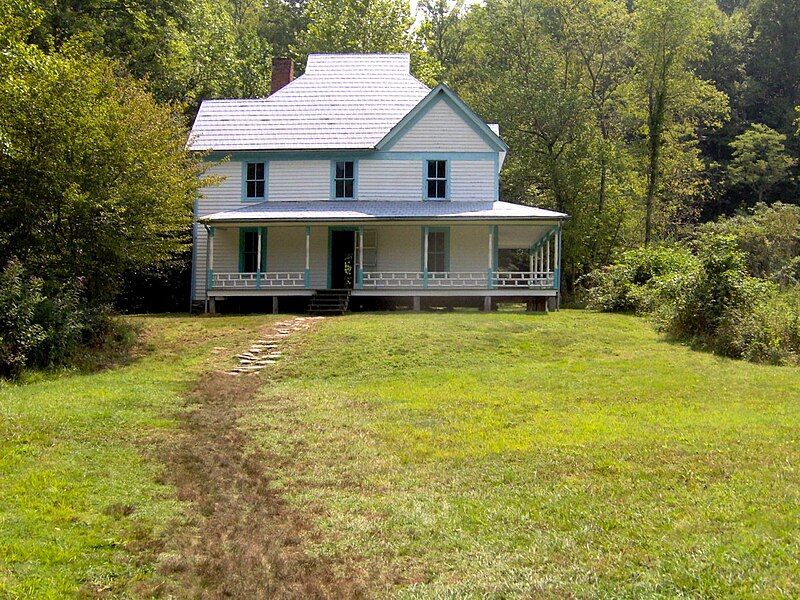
[189, 54, 568, 314]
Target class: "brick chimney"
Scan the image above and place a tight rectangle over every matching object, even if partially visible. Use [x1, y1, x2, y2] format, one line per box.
[270, 58, 294, 94]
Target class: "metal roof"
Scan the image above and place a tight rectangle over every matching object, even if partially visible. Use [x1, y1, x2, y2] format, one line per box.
[188, 54, 431, 151]
[199, 201, 568, 224]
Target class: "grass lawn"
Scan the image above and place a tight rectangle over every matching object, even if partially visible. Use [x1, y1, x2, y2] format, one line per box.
[249, 310, 800, 598]
[0, 315, 280, 598]
[2, 309, 799, 597]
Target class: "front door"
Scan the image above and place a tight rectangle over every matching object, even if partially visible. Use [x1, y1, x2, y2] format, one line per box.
[330, 229, 356, 289]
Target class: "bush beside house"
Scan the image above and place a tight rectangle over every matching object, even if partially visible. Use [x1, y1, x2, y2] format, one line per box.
[581, 208, 800, 365]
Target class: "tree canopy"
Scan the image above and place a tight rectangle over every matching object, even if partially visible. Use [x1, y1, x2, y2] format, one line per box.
[1, 0, 799, 306]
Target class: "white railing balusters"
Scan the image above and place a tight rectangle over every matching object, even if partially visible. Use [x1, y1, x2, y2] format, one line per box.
[212, 271, 306, 289]
[212, 270, 556, 290]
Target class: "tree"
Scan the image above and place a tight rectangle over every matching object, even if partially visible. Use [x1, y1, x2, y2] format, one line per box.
[454, 0, 644, 291]
[745, 0, 800, 134]
[417, 0, 468, 78]
[296, 0, 413, 55]
[632, 0, 728, 245]
[295, 0, 440, 83]
[727, 123, 796, 203]
[0, 5, 207, 302]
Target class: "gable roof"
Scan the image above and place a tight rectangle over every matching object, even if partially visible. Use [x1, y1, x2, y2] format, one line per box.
[376, 84, 508, 152]
[187, 54, 504, 153]
[187, 54, 430, 151]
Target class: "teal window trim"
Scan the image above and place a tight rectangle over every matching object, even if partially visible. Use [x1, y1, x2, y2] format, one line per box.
[241, 161, 268, 202]
[421, 226, 450, 273]
[238, 227, 267, 273]
[330, 159, 358, 200]
[423, 158, 450, 201]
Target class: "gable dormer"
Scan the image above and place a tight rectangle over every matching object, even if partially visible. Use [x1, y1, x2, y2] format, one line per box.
[377, 84, 507, 155]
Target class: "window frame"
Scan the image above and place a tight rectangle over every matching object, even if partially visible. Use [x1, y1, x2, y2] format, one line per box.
[330, 159, 358, 200]
[242, 161, 268, 201]
[362, 228, 378, 269]
[422, 226, 450, 273]
[238, 227, 267, 273]
[424, 159, 449, 201]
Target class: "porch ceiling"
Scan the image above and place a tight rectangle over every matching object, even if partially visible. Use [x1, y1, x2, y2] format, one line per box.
[198, 200, 568, 224]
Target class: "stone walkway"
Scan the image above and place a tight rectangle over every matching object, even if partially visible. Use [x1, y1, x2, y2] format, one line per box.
[227, 316, 324, 375]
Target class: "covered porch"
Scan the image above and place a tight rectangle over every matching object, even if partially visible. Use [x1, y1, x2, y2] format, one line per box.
[195, 201, 567, 312]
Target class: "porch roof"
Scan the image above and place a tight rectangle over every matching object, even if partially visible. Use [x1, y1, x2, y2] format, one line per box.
[198, 201, 568, 224]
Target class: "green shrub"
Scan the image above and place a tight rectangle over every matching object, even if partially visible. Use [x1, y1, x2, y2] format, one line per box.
[720, 291, 800, 365]
[652, 235, 790, 362]
[0, 259, 137, 378]
[579, 245, 698, 313]
[0, 259, 47, 378]
[696, 202, 800, 288]
[30, 281, 84, 368]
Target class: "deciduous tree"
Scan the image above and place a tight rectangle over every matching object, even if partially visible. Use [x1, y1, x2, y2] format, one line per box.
[727, 123, 796, 203]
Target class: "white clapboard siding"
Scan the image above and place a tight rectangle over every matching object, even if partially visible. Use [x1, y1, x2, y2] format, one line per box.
[374, 226, 422, 271]
[269, 160, 329, 201]
[194, 162, 245, 298]
[451, 226, 491, 272]
[449, 161, 496, 201]
[389, 98, 493, 152]
[358, 160, 421, 200]
[266, 227, 305, 271]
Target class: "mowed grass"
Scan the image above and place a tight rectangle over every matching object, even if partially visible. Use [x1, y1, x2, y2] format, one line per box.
[0, 315, 280, 598]
[248, 310, 800, 598]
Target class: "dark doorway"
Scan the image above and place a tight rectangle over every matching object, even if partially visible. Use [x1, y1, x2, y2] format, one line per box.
[330, 229, 356, 289]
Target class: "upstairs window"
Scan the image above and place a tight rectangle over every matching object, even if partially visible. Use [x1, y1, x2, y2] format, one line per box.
[334, 160, 355, 199]
[426, 160, 447, 200]
[245, 162, 266, 199]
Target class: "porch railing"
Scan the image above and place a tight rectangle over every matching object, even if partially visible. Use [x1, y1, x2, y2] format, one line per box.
[210, 270, 556, 290]
[362, 271, 556, 289]
[211, 271, 306, 289]
[493, 271, 555, 289]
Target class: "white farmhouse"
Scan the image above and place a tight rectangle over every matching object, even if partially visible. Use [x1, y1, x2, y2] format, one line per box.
[189, 54, 568, 314]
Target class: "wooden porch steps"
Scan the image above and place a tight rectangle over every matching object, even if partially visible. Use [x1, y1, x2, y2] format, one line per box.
[308, 289, 351, 316]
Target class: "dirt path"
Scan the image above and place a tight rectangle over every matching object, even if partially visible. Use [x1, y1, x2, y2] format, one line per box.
[155, 317, 367, 599]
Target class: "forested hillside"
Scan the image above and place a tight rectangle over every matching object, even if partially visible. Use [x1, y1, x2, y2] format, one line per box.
[1, 0, 799, 373]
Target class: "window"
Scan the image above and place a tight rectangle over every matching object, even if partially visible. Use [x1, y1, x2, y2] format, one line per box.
[334, 160, 355, 199]
[427, 230, 447, 272]
[239, 228, 266, 272]
[362, 229, 377, 268]
[426, 160, 447, 200]
[245, 162, 266, 199]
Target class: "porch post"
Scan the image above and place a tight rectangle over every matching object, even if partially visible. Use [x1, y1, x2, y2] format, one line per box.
[528, 244, 536, 284]
[256, 227, 262, 289]
[206, 225, 215, 291]
[357, 226, 364, 289]
[546, 232, 551, 277]
[487, 225, 494, 289]
[423, 225, 429, 288]
[304, 226, 311, 289]
[555, 224, 562, 296]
